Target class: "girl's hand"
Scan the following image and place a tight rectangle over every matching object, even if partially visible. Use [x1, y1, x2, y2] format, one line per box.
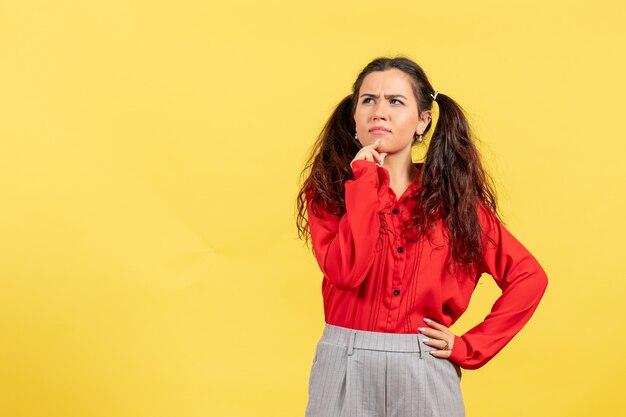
[418, 318, 457, 359]
[350, 138, 389, 168]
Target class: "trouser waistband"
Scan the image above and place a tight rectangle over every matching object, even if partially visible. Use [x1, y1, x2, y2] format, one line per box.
[321, 323, 438, 359]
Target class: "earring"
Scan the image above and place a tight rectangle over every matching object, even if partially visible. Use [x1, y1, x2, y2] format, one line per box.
[414, 132, 423, 143]
[353, 131, 362, 148]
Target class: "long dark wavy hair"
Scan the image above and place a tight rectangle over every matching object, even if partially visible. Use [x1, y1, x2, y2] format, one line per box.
[295, 56, 503, 279]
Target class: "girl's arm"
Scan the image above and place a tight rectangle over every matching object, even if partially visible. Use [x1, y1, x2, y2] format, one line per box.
[306, 159, 386, 290]
[448, 203, 549, 369]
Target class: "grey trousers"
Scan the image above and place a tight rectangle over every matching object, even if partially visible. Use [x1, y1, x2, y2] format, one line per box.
[305, 323, 465, 417]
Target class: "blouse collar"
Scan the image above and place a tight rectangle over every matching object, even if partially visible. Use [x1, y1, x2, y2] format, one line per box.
[377, 162, 423, 205]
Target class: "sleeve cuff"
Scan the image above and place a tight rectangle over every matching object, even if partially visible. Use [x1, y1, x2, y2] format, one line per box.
[350, 159, 379, 179]
[448, 335, 468, 366]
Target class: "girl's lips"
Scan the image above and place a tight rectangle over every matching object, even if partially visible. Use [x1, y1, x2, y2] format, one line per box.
[370, 129, 391, 135]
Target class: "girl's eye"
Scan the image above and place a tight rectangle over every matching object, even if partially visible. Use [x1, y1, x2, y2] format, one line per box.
[362, 98, 403, 105]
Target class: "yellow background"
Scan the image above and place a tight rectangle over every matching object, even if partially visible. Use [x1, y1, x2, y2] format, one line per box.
[1, 1, 624, 416]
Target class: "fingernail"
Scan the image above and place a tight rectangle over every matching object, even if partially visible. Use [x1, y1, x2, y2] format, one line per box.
[418, 327, 426, 332]
[423, 318, 432, 322]
[422, 338, 430, 343]
[375, 139, 381, 143]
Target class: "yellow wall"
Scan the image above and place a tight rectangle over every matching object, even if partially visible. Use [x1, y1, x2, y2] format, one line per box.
[1, 1, 624, 416]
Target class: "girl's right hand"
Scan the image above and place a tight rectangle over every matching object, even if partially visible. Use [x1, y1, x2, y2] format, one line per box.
[350, 139, 388, 168]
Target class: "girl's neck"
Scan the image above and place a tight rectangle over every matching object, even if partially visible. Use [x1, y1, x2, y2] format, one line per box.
[383, 152, 420, 188]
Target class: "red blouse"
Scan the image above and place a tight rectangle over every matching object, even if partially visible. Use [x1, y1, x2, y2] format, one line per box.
[305, 159, 548, 370]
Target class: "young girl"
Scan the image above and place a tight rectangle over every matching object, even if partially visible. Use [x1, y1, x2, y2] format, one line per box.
[296, 56, 548, 417]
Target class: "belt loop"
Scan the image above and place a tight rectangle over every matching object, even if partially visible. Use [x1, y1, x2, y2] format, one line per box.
[417, 334, 423, 359]
[347, 331, 356, 356]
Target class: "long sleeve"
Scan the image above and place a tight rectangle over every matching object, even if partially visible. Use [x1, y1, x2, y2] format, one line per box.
[306, 159, 387, 290]
[448, 203, 549, 369]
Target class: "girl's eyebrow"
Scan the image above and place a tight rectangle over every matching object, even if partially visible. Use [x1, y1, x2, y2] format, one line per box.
[360, 93, 408, 99]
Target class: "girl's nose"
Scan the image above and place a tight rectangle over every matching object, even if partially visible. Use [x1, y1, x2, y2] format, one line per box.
[374, 101, 387, 118]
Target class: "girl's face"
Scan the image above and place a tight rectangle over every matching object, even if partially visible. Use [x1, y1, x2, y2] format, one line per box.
[353, 69, 431, 153]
